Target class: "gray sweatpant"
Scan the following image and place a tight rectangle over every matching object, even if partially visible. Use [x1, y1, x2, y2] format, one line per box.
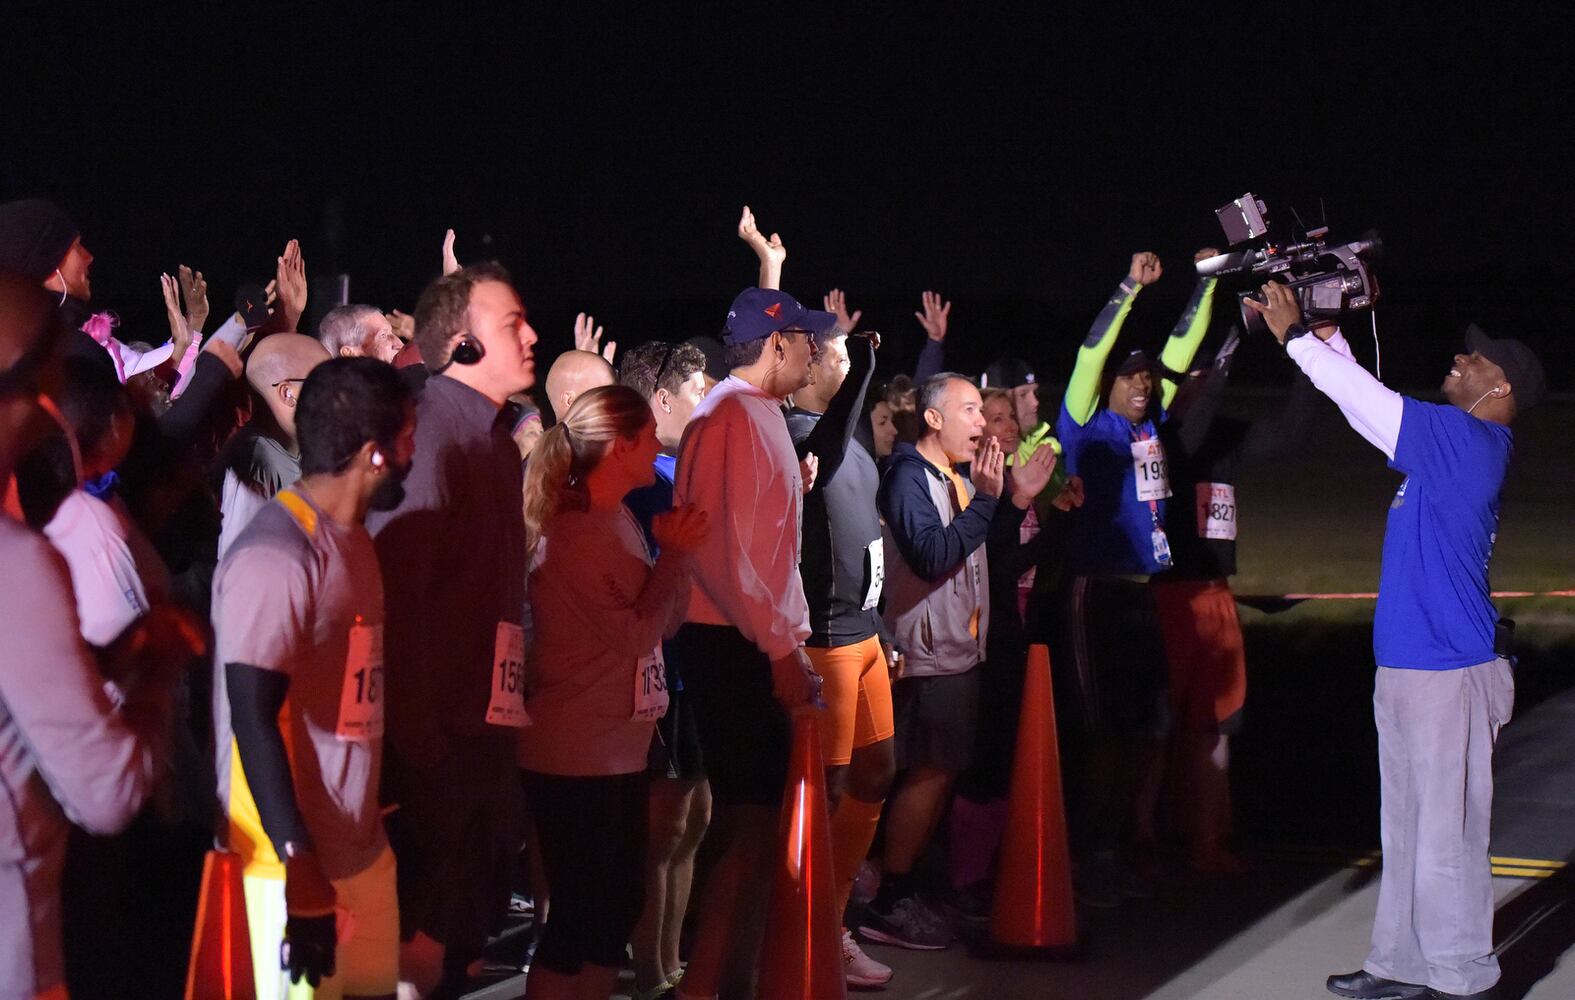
[1364, 658, 1514, 995]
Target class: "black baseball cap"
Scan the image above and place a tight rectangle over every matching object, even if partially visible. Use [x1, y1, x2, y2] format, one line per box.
[1465, 323, 1545, 411]
[981, 356, 1036, 390]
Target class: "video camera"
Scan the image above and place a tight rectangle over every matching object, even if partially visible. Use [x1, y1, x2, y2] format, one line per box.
[1195, 193, 1382, 334]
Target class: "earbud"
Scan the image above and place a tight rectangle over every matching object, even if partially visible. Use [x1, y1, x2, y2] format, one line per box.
[371, 451, 385, 469]
[449, 336, 485, 366]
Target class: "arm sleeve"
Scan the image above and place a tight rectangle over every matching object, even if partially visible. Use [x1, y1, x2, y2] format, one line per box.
[1285, 333, 1402, 459]
[208, 313, 249, 350]
[1158, 279, 1217, 410]
[154, 352, 234, 451]
[169, 335, 204, 399]
[878, 463, 997, 582]
[0, 534, 155, 834]
[797, 336, 875, 488]
[676, 407, 811, 661]
[1065, 277, 1142, 426]
[544, 522, 693, 658]
[913, 337, 944, 382]
[225, 663, 310, 853]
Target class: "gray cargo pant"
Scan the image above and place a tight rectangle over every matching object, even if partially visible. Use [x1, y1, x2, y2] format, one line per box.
[1364, 658, 1514, 995]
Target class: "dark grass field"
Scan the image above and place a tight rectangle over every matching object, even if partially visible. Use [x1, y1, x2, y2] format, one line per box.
[1224, 397, 1575, 856]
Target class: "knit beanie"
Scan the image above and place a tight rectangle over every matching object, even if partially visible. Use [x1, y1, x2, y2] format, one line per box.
[0, 199, 80, 282]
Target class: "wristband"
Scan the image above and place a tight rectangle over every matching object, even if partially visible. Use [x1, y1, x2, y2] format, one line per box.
[1282, 322, 1312, 345]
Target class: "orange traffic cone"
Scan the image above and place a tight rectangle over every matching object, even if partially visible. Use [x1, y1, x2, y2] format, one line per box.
[990, 643, 1079, 955]
[759, 711, 847, 1000]
[184, 850, 257, 1000]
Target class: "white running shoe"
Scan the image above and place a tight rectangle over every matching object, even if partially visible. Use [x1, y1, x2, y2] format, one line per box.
[842, 927, 894, 988]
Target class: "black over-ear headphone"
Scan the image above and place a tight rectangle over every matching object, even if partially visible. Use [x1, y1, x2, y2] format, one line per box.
[449, 336, 485, 366]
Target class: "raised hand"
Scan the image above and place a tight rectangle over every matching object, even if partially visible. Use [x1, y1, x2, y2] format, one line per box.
[275, 239, 308, 331]
[738, 205, 786, 289]
[823, 289, 862, 334]
[442, 229, 461, 276]
[1010, 443, 1058, 504]
[651, 504, 710, 554]
[386, 309, 415, 342]
[159, 273, 193, 359]
[970, 436, 1005, 498]
[800, 453, 819, 494]
[1128, 251, 1163, 286]
[573, 312, 617, 364]
[1242, 280, 1302, 343]
[915, 290, 951, 342]
[177, 265, 209, 334]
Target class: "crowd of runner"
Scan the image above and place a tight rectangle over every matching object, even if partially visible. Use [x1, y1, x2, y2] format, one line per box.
[0, 195, 1534, 1000]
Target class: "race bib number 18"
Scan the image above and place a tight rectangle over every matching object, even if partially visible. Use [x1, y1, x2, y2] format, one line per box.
[1196, 482, 1237, 541]
[487, 622, 530, 728]
[1131, 439, 1172, 502]
[336, 619, 384, 742]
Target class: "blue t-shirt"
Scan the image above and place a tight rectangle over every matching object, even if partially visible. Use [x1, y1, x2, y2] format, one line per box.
[623, 453, 677, 557]
[1374, 398, 1512, 669]
[1057, 403, 1170, 575]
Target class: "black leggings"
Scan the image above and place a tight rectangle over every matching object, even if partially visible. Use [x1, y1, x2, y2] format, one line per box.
[521, 769, 649, 973]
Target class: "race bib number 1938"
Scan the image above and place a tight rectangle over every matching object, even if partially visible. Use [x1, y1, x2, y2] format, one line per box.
[1130, 439, 1172, 502]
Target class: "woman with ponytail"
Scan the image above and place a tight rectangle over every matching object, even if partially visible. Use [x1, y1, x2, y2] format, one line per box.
[518, 384, 708, 1000]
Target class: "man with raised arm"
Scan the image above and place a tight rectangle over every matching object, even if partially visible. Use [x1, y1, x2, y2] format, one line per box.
[1245, 282, 1543, 1000]
[787, 316, 899, 986]
[366, 262, 537, 998]
[214, 357, 415, 1000]
[1052, 250, 1215, 905]
[669, 284, 831, 1000]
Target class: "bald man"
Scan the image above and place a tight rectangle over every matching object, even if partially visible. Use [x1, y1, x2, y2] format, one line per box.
[544, 349, 615, 420]
[217, 334, 331, 557]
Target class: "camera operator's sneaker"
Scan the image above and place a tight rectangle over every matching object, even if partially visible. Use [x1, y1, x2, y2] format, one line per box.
[842, 928, 893, 988]
[859, 895, 953, 950]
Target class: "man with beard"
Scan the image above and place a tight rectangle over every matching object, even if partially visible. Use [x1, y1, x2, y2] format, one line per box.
[214, 357, 416, 999]
[670, 288, 830, 1000]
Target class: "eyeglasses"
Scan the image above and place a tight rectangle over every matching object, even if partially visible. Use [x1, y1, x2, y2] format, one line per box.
[270, 377, 306, 388]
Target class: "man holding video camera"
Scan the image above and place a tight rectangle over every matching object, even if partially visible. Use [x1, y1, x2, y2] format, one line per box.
[1246, 281, 1544, 1000]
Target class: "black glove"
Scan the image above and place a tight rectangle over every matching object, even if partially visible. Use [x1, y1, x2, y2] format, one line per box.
[282, 912, 336, 987]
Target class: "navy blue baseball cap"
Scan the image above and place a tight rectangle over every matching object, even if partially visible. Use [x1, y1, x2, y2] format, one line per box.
[723, 288, 839, 346]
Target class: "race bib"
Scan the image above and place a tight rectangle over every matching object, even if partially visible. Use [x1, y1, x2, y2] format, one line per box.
[632, 645, 670, 722]
[486, 622, 530, 728]
[1151, 526, 1173, 568]
[1195, 482, 1237, 541]
[862, 538, 885, 611]
[336, 620, 384, 742]
[1131, 439, 1171, 502]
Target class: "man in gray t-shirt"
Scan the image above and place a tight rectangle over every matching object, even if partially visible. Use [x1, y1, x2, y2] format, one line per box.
[213, 357, 415, 997]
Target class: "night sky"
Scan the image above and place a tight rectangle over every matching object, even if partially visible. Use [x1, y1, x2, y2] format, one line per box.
[7, 6, 1573, 389]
